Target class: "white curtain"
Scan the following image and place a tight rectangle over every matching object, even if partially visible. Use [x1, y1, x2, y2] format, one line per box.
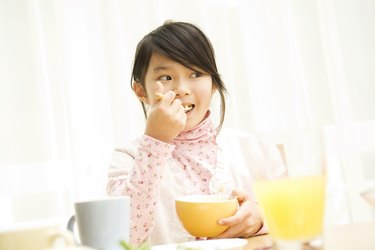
[1, 0, 374, 229]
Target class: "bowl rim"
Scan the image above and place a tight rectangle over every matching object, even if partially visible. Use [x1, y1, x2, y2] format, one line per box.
[175, 194, 237, 203]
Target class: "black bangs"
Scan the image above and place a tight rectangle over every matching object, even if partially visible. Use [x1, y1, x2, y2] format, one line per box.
[149, 22, 218, 75]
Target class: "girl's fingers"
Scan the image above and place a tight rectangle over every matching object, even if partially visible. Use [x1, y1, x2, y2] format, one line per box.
[154, 81, 164, 102]
[218, 201, 251, 226]
[155, 81, 164, 93]
[155, 93, 164, 102]
[177, 105, 187, 120]
[159, 91, 176, 104]
[210, 222, 245, 239]
[213, 219, 260, 239]
[170, 99, 183, 111]
[212, 203, 261, 239]
[231, 189, 248, 202]
[154, 82, 184, 118]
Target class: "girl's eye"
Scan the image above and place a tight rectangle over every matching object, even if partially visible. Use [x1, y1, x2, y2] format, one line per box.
[190, 72, 202, 78]
[159, 75, 172, 81]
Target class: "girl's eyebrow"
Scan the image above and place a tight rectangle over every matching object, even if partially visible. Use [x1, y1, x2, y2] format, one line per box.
[153, 65, 171, 73]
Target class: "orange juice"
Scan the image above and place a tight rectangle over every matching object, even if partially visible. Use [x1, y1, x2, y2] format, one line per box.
[253, 175, 325, 240]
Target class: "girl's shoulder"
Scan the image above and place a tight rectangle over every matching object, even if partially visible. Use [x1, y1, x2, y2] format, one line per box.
[218, 127, 277, 151]
[113, 138, 141, 158]
[220, 127, 256, 138]
[218, 127, 286, 178]
[113, 135, 175, 158]
[218, 127, 265, 142]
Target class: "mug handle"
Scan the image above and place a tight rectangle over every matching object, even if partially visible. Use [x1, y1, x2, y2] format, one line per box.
[48, 230, 75, 248]
[67, 215, 80, 244]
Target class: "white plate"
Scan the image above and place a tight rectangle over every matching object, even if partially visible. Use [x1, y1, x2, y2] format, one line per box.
[151, 238, 248, 250]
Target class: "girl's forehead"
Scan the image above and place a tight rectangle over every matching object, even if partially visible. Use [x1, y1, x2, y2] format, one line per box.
[147, 54, 184, 73]
[149, 53, 178, 66]
[148, 53, 204, 73]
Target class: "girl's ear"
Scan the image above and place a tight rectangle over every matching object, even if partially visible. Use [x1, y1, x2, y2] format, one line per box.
[133, 82, 149, 104]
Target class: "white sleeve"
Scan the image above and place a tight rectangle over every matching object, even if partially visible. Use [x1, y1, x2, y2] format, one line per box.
[217, 128, 287, 193]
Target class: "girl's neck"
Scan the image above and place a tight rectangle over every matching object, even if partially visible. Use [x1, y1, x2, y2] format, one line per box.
[174, 111, 217, 142]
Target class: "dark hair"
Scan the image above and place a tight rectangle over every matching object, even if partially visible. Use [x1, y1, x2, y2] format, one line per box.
[131, 21, 227, 130]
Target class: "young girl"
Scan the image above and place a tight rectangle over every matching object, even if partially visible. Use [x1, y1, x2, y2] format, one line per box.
[107, 21, 286, 246]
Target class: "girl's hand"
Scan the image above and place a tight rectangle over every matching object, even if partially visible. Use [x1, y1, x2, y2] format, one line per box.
[144, 81, 187, 143]
[210, 190, 264, 239]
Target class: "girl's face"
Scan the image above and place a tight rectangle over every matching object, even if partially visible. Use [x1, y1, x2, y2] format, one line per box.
[140, 53, 215, 131]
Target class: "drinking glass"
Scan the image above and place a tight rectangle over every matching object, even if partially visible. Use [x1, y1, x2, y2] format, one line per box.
[253, 128, 326, 250]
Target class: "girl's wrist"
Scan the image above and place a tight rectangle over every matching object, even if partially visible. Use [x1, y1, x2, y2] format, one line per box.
[144, 125, 177, 143]
[140, 134, 176, 155]
[144, 131, 173, 144]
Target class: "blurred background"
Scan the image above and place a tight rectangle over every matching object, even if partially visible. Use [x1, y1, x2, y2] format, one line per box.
[1, 0, 374, 230]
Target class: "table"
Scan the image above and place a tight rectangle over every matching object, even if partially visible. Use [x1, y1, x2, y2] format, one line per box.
[244, 222, 375, 250]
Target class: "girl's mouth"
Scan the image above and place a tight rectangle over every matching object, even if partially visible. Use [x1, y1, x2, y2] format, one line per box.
[183, 104, 195, 113]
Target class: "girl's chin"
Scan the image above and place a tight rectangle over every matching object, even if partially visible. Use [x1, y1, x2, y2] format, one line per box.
[182, 118, 198, 132]
[182, 113, 206, 132]
[182, 123, 195, 132]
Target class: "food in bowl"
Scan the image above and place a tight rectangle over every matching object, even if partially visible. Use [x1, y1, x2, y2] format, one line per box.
[175, 195, 238, 237]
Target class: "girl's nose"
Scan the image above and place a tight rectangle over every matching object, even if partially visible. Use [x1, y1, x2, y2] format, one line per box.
[173, 79, 190, 97]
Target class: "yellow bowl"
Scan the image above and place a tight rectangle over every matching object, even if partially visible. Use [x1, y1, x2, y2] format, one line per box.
[175, 195, 238, 237]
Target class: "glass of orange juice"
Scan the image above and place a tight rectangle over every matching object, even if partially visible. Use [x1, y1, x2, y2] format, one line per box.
[253, 128, 326, 250]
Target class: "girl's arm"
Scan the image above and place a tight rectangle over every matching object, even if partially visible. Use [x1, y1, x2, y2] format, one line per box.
[107, 135, 175, 245]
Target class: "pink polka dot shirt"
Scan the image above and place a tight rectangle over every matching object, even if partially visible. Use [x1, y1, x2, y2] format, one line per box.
[107, 114, 286, 245]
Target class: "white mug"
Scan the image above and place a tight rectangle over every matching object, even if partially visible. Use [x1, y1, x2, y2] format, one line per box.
[67, 197, 130, 250]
